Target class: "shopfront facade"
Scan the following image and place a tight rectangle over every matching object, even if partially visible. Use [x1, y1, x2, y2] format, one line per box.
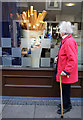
[0, 1, 83, 97]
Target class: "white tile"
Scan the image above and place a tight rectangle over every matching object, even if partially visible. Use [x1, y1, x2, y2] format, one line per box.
[22, 57, 31, 67]
[41, 58, 50, 67]
[21, 38, 31, 49]
[1, 38, 11, 48]
[41, 39, 51, 48]
[2, 56, 12, 66]
[12, 48, 21, 57]
[50, 47, 59, 58]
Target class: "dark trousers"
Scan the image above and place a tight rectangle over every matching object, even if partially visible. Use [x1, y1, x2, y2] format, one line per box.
[62, 83, 71, 109]
[58, 83, 71, 109]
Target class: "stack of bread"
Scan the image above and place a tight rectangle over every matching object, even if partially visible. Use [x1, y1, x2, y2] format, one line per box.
[16, 6, 47, 31]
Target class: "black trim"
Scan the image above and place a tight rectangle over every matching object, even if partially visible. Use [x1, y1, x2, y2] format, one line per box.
[63, 70, 70, 75]
[56, 55, 58, 57]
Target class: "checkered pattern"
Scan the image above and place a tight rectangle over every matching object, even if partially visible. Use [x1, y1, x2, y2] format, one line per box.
[1, 37, 59, 67]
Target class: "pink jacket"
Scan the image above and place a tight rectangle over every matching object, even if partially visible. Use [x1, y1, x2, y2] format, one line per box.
[56, 34, 78, 84]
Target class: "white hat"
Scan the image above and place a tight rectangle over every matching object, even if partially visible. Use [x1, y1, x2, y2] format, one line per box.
[59, 21, 74, 34]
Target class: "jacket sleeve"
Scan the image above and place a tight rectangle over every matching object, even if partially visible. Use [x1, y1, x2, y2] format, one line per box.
[63, 40, 77, 74]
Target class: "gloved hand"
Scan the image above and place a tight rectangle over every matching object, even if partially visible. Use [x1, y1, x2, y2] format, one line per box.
[54, 56, 58, 63]
[61, 71, 66, 76]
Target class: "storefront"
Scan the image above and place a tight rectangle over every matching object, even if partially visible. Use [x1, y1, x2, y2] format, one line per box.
[1, 1, 83, 97]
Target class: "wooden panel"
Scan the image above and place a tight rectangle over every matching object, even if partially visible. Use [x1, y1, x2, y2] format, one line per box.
[71, 88, 81, 98]
[78, 71, 83, 76]
[3, 75, 54, 86]
[2, 67, 55, 76]
[2, 67, 83, 97]
[2, 87, 59, 97]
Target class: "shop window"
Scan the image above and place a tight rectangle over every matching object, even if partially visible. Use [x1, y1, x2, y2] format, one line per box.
[1, 1, 82, 69]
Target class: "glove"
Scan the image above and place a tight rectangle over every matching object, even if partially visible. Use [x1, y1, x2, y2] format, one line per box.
[61, 71, 66, 76]
[54, 57, 58, 63]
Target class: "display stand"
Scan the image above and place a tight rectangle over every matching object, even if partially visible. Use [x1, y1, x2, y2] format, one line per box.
[21, 30, 43, 68]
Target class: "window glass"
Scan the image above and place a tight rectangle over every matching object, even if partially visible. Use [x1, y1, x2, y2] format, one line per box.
[1, 1, 82, 69]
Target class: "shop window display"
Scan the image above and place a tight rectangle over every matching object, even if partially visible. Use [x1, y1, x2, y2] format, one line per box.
[1, 24, 82, 68]
[1, 2, 82, 69]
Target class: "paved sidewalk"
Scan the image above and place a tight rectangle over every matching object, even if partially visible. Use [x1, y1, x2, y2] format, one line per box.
[0, 97, 82, 119]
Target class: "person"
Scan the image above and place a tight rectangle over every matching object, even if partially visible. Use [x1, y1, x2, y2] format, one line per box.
[55, 21, 78, 114]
